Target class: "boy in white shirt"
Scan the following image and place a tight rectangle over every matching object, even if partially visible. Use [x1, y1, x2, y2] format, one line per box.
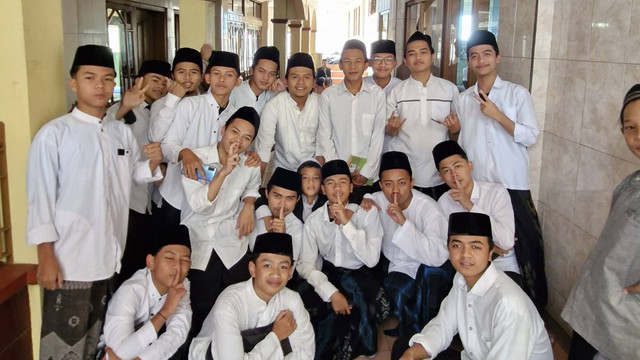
[190, 233, 315, 360]
[27, 45, 163, 360]
[364, 39, 402, 94]
[292, 159, 327, 223]
[100, 225, 192, 360]
[394, 212, 553, 360]
[298, 159, 388, 359]
[228, 46, 280, 114]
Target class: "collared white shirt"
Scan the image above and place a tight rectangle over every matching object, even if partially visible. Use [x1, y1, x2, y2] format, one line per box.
[409, 264, 553, 360]
[149, 93, 182, 143]
[364, 76, 402, 95]
[106, 102, 153, 214]
[254, 91, 319, 170]
[190, 278, 315, 360]
[229, 80, 275, 114]
[250, 204, 304, 263]
[438, 181, 520, 274]
[26, 108, 162, 281]
[317, 81, 386, 180]
[457, 76, 539, 190]
[298, 204, 383, 301]
[181, 146, 261, 270]
[386, 75, 459, 187]
[160, 90, 236, 210]
[301, 195, 317, 222]
[364, 190, 448, 278]
[102, 269, 192, 360]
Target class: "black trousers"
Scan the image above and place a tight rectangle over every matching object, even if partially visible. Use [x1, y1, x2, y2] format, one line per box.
[116, 209, 154, 288]
[154, 197, 182, 227]
[413, 182, 450, 201]
[568, 332, 598, 360]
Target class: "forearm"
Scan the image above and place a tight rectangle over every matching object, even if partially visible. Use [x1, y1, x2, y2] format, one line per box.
[207, 171, 229, 202]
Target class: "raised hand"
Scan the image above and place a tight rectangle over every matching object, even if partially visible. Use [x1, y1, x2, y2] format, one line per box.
[448, 176, 473, 210]
[244, 151, 262, 168]
[270, 204, 286, 233]
[360, 198, 381, 212]
[385, 111, 406, 136]
[435, 109, 460, 135]
[472, 89, 503, 121]
[122, 77, 149, 110]
[351, 172, 367, 187]
[37, 244, 63, 290]
[179, 148, 204, 180]
[330, 191, 349, 225]
[166, 76, 187, 98]
[273, 310, 297, 340]
[161, 273, 187, 318]
[220, 142, 240, 176]
[386, 192, 406, 225]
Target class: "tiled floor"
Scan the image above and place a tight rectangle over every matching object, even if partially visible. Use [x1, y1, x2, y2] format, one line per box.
[356, 314, 570, 360]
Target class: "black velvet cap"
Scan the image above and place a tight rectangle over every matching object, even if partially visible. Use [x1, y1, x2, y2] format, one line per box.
[406, 31, 434, 54]
[71, 45, 115, 75]
[370, 40, 396, 58]
[253, 46, 280, 69]
[173, 47, 203, 73]
[448, 212, 492, 240]
[620, 84, 640, 124]
[341, 39, 368, 60]
[466, 30, 499, 56]
[151, 224, 191, 255]
[253, 233, 293, 258]
[227, 106, 260, 134]
[206, 51, 241, 75]
[138, 60, 172, 78]
[286, 52, 315, 78]
[322, 159, 351, 181]
[432, 140, 468, 170]
[379, 151, 412, 178]
[268, 167, 302, 194]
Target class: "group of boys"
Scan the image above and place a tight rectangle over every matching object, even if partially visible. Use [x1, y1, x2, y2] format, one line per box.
[27, 28, 553, 360]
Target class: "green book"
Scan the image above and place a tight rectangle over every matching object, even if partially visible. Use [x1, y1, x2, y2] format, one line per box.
[347, 155, 374, 186]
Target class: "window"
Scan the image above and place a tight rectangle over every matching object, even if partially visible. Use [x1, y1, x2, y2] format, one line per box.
[352, 6, 361, 36]
[370, 0, 377, 15]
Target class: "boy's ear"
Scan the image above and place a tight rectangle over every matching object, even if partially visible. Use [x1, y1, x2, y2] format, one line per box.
[68, 77, 78, 93]
[235, 77, 242, 87]
[204, 72, 211, 85]
[146, 254, 155, 270]
[321, 184, 327, 195]
[248, 260, 257, 278]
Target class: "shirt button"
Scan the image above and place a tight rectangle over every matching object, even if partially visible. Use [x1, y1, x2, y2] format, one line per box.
[469, 327, 473, 331]
[467, 304, 471, 308]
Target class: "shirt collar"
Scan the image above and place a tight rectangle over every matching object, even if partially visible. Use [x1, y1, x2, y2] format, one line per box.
[473, 75, 504, 95]
[145, 268, 166, 303]
[247, 277, 278, 306]
[408, 74, 432, 88]
[465, 262, 498, 297]
[470, 180, 480, 200]
[72, 107, 103, 125]
[338, 80, 371, 95]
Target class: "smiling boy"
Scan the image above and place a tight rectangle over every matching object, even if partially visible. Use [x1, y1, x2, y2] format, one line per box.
[364, 39, 402, 94]
[229, 46, 281, 114]
[190, 233, 315, 359]
[394, 212, 552, 360]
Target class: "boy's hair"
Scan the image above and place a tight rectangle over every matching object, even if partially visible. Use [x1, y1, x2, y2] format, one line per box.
[620, 83, 640, 126]
[404, 31, 435, 56]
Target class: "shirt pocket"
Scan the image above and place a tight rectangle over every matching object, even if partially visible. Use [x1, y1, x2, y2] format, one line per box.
[431, 101, 452, 122]
[360, 113, 375, 136]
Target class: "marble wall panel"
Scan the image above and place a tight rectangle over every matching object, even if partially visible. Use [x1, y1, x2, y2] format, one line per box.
[539, 133, 580, 220]
[546, 60, 587, 142]
[625, 0, 640, 63]
[513, 0, 535, 58]
[589, 0, 631, 63]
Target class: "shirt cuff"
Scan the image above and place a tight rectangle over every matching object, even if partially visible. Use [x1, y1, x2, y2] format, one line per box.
[164, 93, 181, 108]
[408, 335, 435, 359]
[340, 221, 359, 239]
[26, 223, 59, 245]
[255, 204, 272, 219]
[135, 321, 160, 352]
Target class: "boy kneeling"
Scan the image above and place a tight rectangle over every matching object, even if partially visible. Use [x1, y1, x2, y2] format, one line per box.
[190, 233, 315, 359]
[394, 212, 552, 360]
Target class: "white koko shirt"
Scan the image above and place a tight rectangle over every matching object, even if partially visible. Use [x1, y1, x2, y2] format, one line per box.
[251, 204, 304, 263]
[160, 90, 236, 210]
[254, 91, 319, 171]
[317, 81, 386, 180]
[438, 180, 520, 274]
[386, 75, 459, 188]
[364, 76, 402, 95]
[149, 93, 182, 143]
[26, 107, 162, 281]
[229, 80, 275, 115]
[181, 146, 261, 270]
[298, 204, 383, 301]
[189, 279, 315, 360]
[457, 76, 539, 190]
[364, 190, 449, 278]
[409, 263, 553, 360]
[102, 269, 192, 360]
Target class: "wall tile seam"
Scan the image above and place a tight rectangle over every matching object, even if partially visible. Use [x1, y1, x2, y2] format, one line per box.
[541, 130, 638, 164]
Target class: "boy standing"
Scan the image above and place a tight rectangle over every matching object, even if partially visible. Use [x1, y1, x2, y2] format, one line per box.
[26, 45, 163, 359]
[457, 30, 546, 305]
[298, 159, 387, 359]
[316, 40, 386, 201]
[386, 31, 460, 201]
[433, 140, 521, 284]
[190, 233, 315, 359]
[394, 212, 552, 360]
[100, 225, 192, 360]
[360, 151, 451, 337]
[364, 39, 402, 94]
[229, 46, 280, 114]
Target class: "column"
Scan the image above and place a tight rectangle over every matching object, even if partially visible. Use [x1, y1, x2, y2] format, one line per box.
[289, 20, 302, 54]
[301, 20, 310, 53]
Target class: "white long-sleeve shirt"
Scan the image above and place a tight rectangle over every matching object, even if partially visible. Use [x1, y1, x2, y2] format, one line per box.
[409, 264, 553, 360]
[149, 93, 182, 143]
[250, 205, 304, 263]
[102, 269, 192, 360]
[298, 204, 383, 301]
[189, 278, 315, 360]
[317, 81, 386, 180]
[364, 76, 402, 95]
[106, 102, 153, 214]
[386, 75, 459, 187]
[364, 190, 449, 278]
[457, 76, 539, 190]
[181, 146, 261, 270]
[438, 181, 520, 274]
[26, 107, 162, 281]
[253, 91, 319, 170]
[229, 80, 275, 114]
[160, 91, 236, 210]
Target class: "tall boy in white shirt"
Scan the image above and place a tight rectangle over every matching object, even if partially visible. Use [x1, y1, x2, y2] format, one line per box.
[433, 140, 522, 285]
[394, 212, 552, 360]
[100, 225, 192, 360]
[360, 151, 451, 337]
[456, 30, 547, 306]
[386, 31, 460, 201]
[316, 39, 386, 202]
[27, 45, 163, 360]
[298, 159, 387, 359]
[190, 233, 315, 360]
[254, 52, 319, 174]
[180, 106, 262, 342]
[229, 46, 280, 114]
